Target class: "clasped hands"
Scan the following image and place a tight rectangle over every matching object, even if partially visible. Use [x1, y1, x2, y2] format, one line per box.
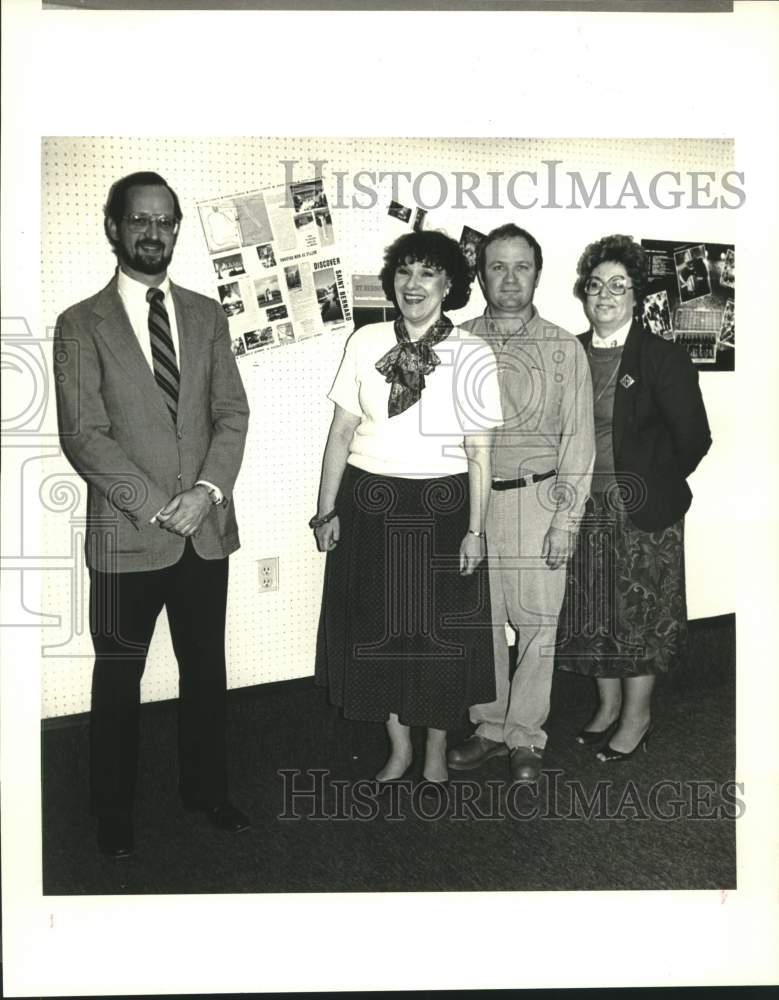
[156, 485, 212, 537]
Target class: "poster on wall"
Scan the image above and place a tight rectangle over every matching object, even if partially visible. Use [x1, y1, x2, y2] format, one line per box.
[197, 178, 352, 359]
[641, 239, 735, 371]
[459, 225, 487, 280]
[351, 273, 395, 329]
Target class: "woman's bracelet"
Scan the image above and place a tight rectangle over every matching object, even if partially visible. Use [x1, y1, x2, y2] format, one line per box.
[468, 529, 486, 539]
[309, 508, 337, 529]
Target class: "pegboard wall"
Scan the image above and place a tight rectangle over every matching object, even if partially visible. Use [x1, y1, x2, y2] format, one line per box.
[39, 136, 736, 717]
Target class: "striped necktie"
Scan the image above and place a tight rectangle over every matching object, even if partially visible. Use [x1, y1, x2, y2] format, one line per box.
[146, 287, 179, 422]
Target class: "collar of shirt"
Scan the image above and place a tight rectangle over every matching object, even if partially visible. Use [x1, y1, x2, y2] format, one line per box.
[117, 267, 171, 307]
[116, 268, 179, 368]
[484, 305, 538, 342]
[591, 318, 631, 349]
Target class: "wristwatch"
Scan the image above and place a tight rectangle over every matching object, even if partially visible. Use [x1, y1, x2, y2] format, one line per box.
[196, 482, 223, 507]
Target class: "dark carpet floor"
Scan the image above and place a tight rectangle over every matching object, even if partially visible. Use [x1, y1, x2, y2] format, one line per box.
[41, 615, 736, 894]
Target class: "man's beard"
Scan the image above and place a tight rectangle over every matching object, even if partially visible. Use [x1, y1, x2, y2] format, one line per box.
[118, 238, 174, 276]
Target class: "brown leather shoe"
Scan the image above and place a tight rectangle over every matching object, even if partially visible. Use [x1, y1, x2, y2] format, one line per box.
[447, 734, 509, 771]
[509, 745, 544, 783]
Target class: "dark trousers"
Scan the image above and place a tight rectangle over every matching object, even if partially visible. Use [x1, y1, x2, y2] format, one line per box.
[88, 541, 229, 818]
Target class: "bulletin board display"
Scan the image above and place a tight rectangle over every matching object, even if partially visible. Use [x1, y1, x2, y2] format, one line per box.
[39, 136, 736, 717]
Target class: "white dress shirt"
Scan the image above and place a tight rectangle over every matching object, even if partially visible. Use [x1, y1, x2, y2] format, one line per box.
[117, 268, 181, 370]
[116, 268, 223, 514]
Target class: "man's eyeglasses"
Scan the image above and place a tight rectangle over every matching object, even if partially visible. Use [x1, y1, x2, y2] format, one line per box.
[584, 275, 633, 297]
[123, 213, 178, 233]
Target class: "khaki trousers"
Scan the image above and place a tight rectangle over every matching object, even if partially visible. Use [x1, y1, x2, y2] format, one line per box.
[471, 483, 568, 749]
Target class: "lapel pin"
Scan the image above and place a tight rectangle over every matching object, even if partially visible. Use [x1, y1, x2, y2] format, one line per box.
[620, 374, 635, 389]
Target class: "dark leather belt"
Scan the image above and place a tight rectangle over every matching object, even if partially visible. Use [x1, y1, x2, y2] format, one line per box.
[492, 469, 557, 491]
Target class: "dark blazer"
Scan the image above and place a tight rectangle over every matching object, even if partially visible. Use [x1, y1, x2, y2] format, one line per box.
[55, 275, 250, 572]
[579, 320, 711, 532]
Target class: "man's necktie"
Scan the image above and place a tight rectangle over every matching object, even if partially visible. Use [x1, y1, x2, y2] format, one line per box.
[146, 287, 179, 422]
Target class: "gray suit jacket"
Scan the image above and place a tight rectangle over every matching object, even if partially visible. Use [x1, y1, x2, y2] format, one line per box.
[55, 274, 250, 572]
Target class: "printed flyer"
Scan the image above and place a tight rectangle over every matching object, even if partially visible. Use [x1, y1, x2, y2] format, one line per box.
[197, 177, 352, 358]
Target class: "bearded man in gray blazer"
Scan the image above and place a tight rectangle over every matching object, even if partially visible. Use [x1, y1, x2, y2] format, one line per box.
[55, 171, 250, 857]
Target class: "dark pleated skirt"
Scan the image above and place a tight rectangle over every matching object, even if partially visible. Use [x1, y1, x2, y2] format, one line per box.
[315, 465, 495, 730]
[556, 492, 688, 677]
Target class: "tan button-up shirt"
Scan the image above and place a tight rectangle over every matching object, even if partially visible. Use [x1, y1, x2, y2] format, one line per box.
[460, 307, 595, 532]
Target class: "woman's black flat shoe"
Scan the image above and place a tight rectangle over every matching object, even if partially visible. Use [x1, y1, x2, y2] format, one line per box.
[574, 718, 619, 747]
[417, 778, 450, 800]
[375, 765, 413, 784]
[596, 724, 654, 763]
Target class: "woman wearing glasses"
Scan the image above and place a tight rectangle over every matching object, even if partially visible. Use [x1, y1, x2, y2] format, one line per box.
[556, 234, 711, 761]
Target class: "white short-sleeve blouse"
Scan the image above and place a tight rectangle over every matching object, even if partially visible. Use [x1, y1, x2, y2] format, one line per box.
[328, 321, 503, 478]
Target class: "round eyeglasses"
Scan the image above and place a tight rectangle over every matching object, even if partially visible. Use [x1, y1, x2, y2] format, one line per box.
[584, 275, 633, 297]
[123, 213, 178, 233]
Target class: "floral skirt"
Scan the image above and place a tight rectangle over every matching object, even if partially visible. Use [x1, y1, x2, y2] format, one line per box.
[556, 493, 688, 677]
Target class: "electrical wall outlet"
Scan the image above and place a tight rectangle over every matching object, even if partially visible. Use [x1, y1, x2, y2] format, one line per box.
[257, 557, 279, 592]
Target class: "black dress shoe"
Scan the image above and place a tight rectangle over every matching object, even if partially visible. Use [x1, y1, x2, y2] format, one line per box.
[375, 766, 414, 785]
[596, 724, 654, 763]
[200, 800, 251, 833]
[509, 745, 544, 783]
[574, 718, 619, 748]
[97, 816, 134, 858]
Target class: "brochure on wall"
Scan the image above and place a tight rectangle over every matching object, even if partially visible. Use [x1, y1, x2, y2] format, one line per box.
[641, 239, 735, 371]
[197, 178, 352, 359]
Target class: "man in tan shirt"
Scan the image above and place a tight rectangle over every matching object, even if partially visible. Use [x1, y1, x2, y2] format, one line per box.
[448, 224, 595, 783]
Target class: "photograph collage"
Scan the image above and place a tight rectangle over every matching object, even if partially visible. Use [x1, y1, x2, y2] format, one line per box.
[199, 179, 350, 356]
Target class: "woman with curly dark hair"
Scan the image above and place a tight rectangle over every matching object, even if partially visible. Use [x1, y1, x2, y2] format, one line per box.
[313, 230, 502, 786]
[556, 234, 712, 761]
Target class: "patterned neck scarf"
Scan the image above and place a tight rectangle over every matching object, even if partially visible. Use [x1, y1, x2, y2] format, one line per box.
[375, 313, 453, 417]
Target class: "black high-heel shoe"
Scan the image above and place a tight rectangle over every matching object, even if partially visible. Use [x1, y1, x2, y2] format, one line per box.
[596, 724, 654, 763]
[574, 718, 619, 748]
